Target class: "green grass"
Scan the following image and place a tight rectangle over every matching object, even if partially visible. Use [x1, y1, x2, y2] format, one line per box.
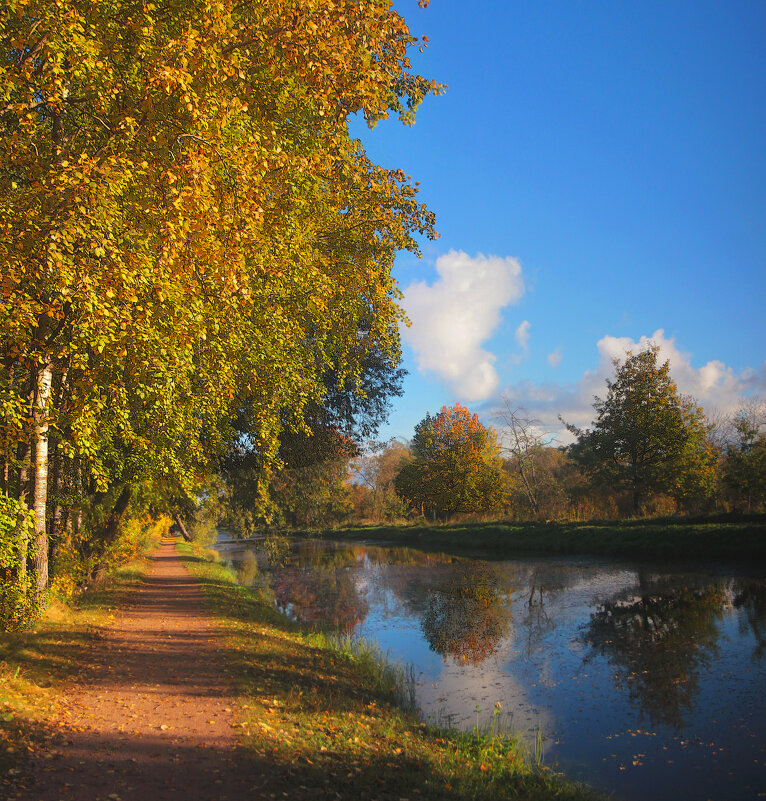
[307, 630, 419, 714]
[293, 513, 766, 562]
[178, 541, 604, 800]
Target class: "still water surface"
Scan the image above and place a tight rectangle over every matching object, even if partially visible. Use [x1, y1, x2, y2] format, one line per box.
[215, 537, 766, 801]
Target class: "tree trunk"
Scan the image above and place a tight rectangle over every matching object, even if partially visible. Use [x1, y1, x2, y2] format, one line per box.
[32, 359, 53, 599]
[48, 365, 69, 555]
[632, 468, 642, 515]
[1, 361, 19, 497]
[87, 485, 133, 584]
[98, 485, 133, 548]
[73, 459, 83, 536]
[518, 461, 540, 514]
[174, 513, 192, 542]
[17, 442, 31, 502]
[48, 434, 61, 544]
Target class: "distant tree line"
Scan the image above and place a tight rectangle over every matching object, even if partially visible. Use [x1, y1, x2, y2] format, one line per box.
[234, 345, 766, 529]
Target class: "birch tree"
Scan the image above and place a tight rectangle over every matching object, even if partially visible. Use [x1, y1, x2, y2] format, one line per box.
[1, 0, 440, 603]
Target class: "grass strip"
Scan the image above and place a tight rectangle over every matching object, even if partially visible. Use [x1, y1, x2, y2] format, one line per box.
[178, 541, 604, 801]
[295, 514, 766, 563]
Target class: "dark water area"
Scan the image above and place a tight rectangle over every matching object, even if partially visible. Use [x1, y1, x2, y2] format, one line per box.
[214, 537, 766, 801]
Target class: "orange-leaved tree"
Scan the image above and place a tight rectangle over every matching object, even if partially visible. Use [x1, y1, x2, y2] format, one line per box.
[394, 404, 505, 519]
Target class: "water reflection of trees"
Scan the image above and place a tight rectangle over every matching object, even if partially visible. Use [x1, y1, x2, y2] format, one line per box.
[518, 582, 558, 657]
[506, 563, 569, 656]
[287, 541, 455, 571]
[420, 564, 512, 665]
[261, 541, 465, 631]
[582, 577, 725, 728]
[733, 580, 766, 661]
[271, 566, 369, 630]
[234, 551, 261, 586]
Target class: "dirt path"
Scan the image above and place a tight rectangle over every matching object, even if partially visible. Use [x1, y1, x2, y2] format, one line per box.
[13, 538, 257, 801]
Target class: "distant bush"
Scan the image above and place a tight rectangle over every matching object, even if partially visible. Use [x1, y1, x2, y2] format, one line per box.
[49, 514, 169, 600]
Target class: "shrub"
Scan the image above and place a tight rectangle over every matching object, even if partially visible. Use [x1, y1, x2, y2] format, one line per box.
[0, 496, 39, 630]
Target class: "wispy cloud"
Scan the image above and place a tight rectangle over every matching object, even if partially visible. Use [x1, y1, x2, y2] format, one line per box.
[547, 347, 562, 368]
[401, 250, 525, 402]
[515, 320, 531, 354]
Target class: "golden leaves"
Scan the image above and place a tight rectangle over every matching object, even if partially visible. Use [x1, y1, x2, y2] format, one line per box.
[1, 0, 439, 528]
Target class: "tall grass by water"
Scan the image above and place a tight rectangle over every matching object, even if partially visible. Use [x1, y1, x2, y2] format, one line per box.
[179, 540, 604, 800]
[308, 630, 419, 714]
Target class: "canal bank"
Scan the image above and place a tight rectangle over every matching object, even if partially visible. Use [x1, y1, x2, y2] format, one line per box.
[214, 534, 766, 801]
[296, 514, 766, 563]
[1, 537, 602, 801]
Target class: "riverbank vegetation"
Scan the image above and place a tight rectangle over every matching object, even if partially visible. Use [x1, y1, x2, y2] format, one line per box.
[219, 352, 765, 535]
[299, 514, 766, 563]
[177, 541, 603, 800]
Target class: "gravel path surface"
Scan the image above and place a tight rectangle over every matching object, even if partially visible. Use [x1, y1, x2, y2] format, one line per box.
[14, 538, 258, 801]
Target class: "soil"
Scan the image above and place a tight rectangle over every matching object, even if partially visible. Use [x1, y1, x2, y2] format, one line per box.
[10, 538, 259, 801]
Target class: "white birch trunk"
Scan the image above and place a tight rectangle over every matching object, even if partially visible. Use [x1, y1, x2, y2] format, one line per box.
[32, 360, 53, 598]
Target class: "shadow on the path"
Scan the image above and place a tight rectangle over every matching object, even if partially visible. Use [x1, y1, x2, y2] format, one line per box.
[7, 723, 495, 801]
[4, 543, 547, 801]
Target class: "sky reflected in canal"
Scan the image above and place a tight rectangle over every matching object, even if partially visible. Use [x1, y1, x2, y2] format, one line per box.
[215, 538, 766, 801]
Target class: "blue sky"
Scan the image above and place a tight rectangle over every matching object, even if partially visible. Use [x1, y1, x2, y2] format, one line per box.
[352, 0, 766, 442]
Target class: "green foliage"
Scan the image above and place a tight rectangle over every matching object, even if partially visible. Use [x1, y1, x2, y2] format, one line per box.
[221, 443, 355, 534]
[270, 459, 354, 530]
[0, 0, 440, 595]
[186, 507, 221, 548]
[395, 405, 505, 518]
[667, 398, 718, 511]
[0, 496, 38, 630]
[721, 401, 766, 512]
[222, 324, 406, 533]
[0, 496, 33, 572]
[108, 514, 169, 569]
[568, 346, 691, 513]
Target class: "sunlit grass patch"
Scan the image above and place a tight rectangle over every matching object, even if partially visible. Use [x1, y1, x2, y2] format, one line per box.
[181, 540, 604, 800]
[307, 630, 418, 713]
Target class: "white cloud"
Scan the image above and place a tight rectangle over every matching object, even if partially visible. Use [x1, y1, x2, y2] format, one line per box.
[515, 320, 531, 354]
[494, 329, 766, 442]
[547, 348, 562, 368]
[401, 250, 525, 402]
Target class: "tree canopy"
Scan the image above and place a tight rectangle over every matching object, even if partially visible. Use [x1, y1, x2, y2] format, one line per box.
[394, 404, 505, 518]
[0, 0, 441, 611]
[566, 346, 691, 512]
[721, 401, 766, 512]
